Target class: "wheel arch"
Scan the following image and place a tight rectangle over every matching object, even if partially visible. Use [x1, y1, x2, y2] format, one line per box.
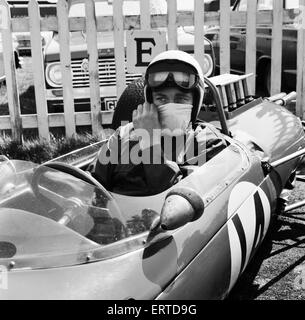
[256, 55, 271, 82]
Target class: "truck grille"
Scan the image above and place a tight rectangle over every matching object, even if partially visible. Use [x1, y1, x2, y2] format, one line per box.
[71, 58, 142, 88]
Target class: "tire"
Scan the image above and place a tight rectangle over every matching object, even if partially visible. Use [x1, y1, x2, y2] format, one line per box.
[256, 59, 271, 97]
[264, 62, 271, 96]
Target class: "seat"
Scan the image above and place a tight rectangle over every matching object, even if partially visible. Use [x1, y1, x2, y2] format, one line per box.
[111, 77, 145, 130]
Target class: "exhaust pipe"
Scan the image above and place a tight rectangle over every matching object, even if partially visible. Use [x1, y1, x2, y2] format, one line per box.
[267, 91, 297, 107]
[270, 147, 305, 168]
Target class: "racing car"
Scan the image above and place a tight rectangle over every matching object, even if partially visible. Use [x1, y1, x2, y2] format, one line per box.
[0, 73, 305, 300]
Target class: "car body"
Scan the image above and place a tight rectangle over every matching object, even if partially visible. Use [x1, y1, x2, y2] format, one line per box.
[205, 0, 299, 95]
[44, 0, 216, 112]
[0, 73, 304, 299]
[204, 0, 236, 11]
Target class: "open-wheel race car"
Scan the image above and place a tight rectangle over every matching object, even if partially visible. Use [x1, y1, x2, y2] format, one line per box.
[0, 73, 305, 300]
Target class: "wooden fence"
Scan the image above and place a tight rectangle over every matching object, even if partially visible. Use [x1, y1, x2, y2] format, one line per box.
[0, 0, 304, 143]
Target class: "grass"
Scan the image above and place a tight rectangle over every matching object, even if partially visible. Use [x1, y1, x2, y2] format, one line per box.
[0, 133, 99, 163]
[0, 57, 100, 162]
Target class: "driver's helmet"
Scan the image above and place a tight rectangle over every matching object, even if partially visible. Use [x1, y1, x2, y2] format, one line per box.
[144, 50, 205, 123]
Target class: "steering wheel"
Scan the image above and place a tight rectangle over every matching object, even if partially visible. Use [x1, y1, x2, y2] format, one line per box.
[31, 161, 114, 206]
[31, 162, 115, 232]
[41, 161, 112, 197]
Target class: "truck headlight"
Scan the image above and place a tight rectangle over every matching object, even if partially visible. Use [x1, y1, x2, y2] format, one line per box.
[202, 54, 214, 77]
[46, 62, 62, 87]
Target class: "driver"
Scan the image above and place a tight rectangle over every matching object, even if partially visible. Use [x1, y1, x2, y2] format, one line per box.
[90, 50, 226, 195]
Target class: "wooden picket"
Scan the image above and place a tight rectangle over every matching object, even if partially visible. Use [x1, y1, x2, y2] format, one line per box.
[0, 0, 21, 143]
[194, 0, 205, 70]
[0, 0, 304, 141]
[28, 0, 49, 141]
[167, 0, 177, 50]
[140, 0, 150, 30]
[245, 0, 257, 95]
[219, 0, 231, 74]
[270, 0, 283, 96]
[85, 0, 102, 137]
[297, 0, 305, 119]
[113, 0, 126, 101]
[57, 0, 75, 137]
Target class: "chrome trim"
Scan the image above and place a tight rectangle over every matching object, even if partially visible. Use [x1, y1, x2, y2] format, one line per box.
[45, 62, 63, 88]
[46, 57, 142, 90]
[46, 85, 117, 100]
[203, 53, 214, 77]
[70, 58, 142, 88]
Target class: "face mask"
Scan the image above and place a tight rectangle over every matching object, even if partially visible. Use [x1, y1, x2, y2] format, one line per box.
[157, 103, 193, 135]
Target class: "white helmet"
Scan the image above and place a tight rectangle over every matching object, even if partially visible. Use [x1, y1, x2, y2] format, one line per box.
[144, 50, 205, 123]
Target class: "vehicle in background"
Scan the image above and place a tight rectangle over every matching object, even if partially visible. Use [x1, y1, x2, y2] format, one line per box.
[0, 34, 21, 84]
[44, 0, 216, 112]
[204, 0, 236, 11]
[8, 0, 57, 17]
[205, 0, 299, 95]
[8, 1, 57, 55]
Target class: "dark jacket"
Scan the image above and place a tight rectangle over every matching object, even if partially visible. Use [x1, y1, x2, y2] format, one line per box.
[90, 122, 226, 196]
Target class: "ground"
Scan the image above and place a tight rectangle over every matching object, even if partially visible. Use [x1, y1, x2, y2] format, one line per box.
[2, 57, 305, 300]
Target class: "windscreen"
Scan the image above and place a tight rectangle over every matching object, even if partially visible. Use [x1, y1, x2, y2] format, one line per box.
[0, 159, 157, 269]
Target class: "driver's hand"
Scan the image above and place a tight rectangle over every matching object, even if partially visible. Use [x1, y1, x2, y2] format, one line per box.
[132, 103, 162, 150]
[133, 102, 161, 133]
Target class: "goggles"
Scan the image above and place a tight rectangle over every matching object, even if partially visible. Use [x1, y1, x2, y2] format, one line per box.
[146, 71, 200, 90]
